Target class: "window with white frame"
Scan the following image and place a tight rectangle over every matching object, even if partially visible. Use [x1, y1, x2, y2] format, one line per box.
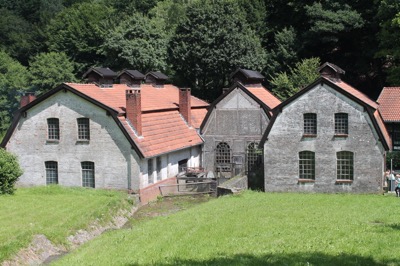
[337, 151, 354, 180]
[47, 118, 59, 140]
[335, 113, 348, 135]
[45, 161, 58, 184]
[299, 151, 315, 180]
[304, 113, 317, 135]
[77, 118, 90, 140]
[81, 161, 95, 188]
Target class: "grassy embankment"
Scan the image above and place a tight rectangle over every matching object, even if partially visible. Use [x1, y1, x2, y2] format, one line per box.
[0, 186, 131, 262]
[55, 191, 400, 266]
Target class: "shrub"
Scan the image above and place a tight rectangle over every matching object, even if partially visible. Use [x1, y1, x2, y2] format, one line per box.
[387, 151, 400, 171]
[0, 148, 23, 194]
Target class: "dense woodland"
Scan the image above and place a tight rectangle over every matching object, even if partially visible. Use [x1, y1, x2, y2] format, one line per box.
[1, 0, 400, 137]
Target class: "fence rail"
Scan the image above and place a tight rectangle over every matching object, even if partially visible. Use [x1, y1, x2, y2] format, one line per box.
[159, 180, 217, 197]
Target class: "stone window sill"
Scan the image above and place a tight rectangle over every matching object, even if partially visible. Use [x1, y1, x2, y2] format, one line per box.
[46, 139, 59, 144]
[298, 179, 315, 183]
[76, 139, 90, 144]
[335, 179, 353, 184]
[302, 134, 317, 138]
[334, 134, 348, 138]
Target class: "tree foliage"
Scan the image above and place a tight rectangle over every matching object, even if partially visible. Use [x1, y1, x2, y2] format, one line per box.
[0, 148, 23, 195]
[28, 52, 77, 95]
[45, 2, 115, 74]
[169, 0, 267, 100]
[0, 51, 29, 133]
[101, 13, 168, 73]
[271, 57, 321, 101]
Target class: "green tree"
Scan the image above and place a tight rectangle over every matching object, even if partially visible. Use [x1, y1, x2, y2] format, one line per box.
[45, 2, 116, 74]
[0, 148, 23, 195]
[0, 51, 29, 134]
[168, 0, 267, 100]
[29, 52, 77, 95]
[270, 57, 321, 101]
[148, 0, 188, 35]
[375, 0, 400, 85]
[265, 27, 299, 77]
[101, 13, 168, 73]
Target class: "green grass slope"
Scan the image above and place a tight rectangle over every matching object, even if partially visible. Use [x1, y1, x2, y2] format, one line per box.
[0, 186, 130, 262]
[55, 191, 400, 266]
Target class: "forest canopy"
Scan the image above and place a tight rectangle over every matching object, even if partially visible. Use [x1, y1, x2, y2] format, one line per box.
[0, 0, 399, 136]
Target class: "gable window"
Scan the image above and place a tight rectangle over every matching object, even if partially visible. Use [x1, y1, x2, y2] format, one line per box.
[247, 142, 261, 173]
[299, 151, 315, 180]
[81, 161, 95, 188]
[47, 118, 59, 140]
[216, 142, 231, 171]
[304, 113, 317, 135]
[337, 151, 353, 180]
[156, 157, 162, 181]
[335, 113, 348, 135]
[77, 118, 90, 140]
[45, 161, 58, 184]
[148, 159, 154, 184]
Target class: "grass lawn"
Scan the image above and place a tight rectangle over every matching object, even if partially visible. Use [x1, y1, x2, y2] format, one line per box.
[54, 191, 400, 266]
[0, 186, 130, 262]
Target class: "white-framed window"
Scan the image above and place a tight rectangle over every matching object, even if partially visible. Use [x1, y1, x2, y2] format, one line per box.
[82, 161, 95, 188]
[47, 118, 59, 140]
[337, 151, 354, 180]
[77, 118, 90, 140]
[299, 151, 315, 180]
[45, 161, 58, 184]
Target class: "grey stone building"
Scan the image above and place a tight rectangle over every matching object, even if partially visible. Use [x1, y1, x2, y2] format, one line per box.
[200, 69, 281, 177]
[260, 63, 391, 193]
[1, 67, 209, 203]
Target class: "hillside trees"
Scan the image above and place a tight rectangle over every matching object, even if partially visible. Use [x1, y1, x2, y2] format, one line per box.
[270, 57, 321, 100]
[101, 13, 168, 73]
[28, 52, 77, 95]
[0, 51, 29, 134]
[168, 0, 267, 100]
[45, 2, 116, 74]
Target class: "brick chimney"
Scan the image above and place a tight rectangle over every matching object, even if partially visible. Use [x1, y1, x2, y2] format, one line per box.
[179, 88, 191, 126]
[20, 92, 36, 108]
[126, 89, 142, 136]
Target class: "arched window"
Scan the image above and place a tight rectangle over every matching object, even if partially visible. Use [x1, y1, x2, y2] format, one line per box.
[247, 142, 262, 172]
[337, 151, 354, 180]
[216, 142, 231, 171]
[299, 151, 315, 180]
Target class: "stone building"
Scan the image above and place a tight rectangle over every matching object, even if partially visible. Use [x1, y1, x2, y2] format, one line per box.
[377, 87, 400, 151]
[1, 67, 209, 203]
[200, 69, 281, 178]
[260, 63, 391, 193]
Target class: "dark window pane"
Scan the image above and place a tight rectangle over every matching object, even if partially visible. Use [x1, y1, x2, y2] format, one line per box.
[47, 118, 59, 140]
[304, 113, 317, 135]
[337, 151, 354, 180]
[77, 118, 90, 140]
[81, 161, 95, 188]
[335, 113, 348, 134]
[45, 161, 58, 184]
[299, 151, 315, 180]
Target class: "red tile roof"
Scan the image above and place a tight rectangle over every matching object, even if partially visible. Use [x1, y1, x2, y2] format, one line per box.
[330, 78, 378, 109]
[246, 86, 281, 109]
[66, 83, 208, 158]
[377, 87, 400, 122]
